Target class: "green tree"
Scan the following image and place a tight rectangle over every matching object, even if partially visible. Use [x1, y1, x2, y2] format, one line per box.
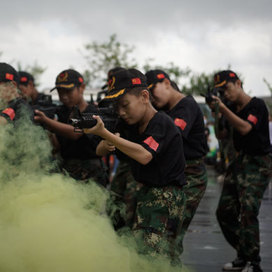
[81, 34, 138, 88]
[81, 34, 237, 101]
[82, 34, 191, 89]
[180, 72, 214, 96]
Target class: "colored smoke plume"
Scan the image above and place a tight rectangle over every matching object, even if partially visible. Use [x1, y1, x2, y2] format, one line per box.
[0, 113, 188, 271]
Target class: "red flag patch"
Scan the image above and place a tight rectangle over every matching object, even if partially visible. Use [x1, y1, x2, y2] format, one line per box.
[247, 114, 258, 125]
[132, 78, 141, 85]
[20, 76, 28, 82]
[2, 108, 15, 120]
[174, 118, 187, 130]
[5, 73, 14, 81]
[157, 73, 165, 79]
[143, 136, 159, 152]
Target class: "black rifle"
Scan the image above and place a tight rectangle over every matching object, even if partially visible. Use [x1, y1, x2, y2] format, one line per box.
[31, 94, 58, 119]
[32, 103, 59, 119]
[201, 86, 224, 104]
[69, 105, 119, 133]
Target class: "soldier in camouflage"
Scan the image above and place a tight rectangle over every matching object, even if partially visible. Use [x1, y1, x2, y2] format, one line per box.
[145, 70, 209, 253]
[208, 70, 272, 272]
[86, 68, 187, 266]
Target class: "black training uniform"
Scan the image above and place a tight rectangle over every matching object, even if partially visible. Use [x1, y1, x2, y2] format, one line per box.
[119, 111, 186, 187]
[167, 95, 208, 159]
[117, 111, 186, 261]
[55, 104, 108, 186]
[216, 97, 272, 266]
[232, 97, 271, 155]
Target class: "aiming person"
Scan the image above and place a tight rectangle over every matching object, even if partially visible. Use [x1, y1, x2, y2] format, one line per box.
[84, 68, 187, 265]
[208, 70, 272, 272]
[34, 69, 108, 186]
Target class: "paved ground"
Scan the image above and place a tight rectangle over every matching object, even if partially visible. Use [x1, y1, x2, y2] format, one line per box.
[181, 167, 272, 272]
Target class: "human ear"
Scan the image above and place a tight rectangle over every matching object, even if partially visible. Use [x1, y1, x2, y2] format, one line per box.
[235, 79, 242, 88]
[141, 89, 150, 103]
[79, 83, 86, 94]
[163, 78, 171, 88]
[29, 81, 34, 88]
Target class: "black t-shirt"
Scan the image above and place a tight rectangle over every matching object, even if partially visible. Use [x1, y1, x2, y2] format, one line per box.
[118, 111, 186, 187]
[232, 97, 271, 155]
[167, 95, 208, 160]
[1, 97, 34, 123]
[56, 104, 101, 160]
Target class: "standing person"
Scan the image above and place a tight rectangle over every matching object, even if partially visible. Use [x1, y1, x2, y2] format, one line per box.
[84, 68, 186, 265]
[34, 69, 108, 187]
[208, 70, 272, 272]
[0, 63, 34, 125]
[145, 69, 208, 252]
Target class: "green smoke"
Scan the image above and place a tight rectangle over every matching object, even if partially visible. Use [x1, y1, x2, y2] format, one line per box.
[0, 112, 189, 272]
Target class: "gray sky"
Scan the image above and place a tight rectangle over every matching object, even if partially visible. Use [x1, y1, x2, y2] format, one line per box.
[1, 0, 272, 96]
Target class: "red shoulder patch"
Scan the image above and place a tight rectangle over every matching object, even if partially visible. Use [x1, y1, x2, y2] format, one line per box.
[247, 114, 258, 125]
[174, 118, 187, 130]
[143, 136, 159, 152]
[2, 108, 15, 120]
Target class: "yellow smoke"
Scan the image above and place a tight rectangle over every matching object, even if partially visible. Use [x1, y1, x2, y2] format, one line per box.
[0, 112, 188, 272]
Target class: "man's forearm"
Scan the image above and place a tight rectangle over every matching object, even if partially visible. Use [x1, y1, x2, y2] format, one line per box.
[100, 129, 152, 165]
[43, 118, 81, 140]
[220, 104, 251, 135]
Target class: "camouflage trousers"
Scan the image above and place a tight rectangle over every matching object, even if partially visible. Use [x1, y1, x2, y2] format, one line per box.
[132, 184, 186, 265]
[216, 153, 272, 263]
[61, 158, 108, 187]
[107, 161, 139, 229]
[178, 158, 208, 252]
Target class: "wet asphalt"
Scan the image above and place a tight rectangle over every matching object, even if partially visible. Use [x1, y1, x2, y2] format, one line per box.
[181, 167, 272, 272]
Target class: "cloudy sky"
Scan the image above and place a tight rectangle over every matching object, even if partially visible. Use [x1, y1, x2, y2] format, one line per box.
[1, 0, 272, 96]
